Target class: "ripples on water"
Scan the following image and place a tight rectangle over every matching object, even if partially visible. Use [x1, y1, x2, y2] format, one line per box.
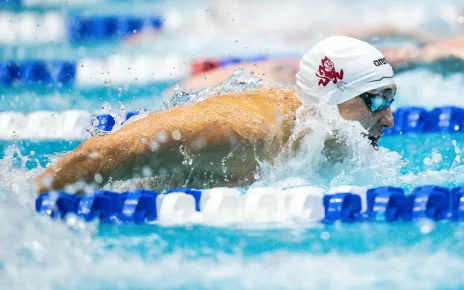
[1, 68, 464, 289]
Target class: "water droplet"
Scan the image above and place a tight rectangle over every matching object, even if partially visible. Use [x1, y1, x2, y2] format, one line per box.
[89, 151, 100, 159]
[320, 231, 330, 240]
[104, 79, 111, 86]
[419, 220, 435, 234]
[118, 88, 123, 93]
[432, 152, 442, 163]
[94, 173, 103, 183]
[142, 166, 153, 177]
[157, 131, 168, 143]
[172, 129, 182, 140]
[149, 140, 160, 151]
[423, 157, 432, 166]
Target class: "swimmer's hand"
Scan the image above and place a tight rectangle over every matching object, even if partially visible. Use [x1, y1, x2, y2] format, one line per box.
[33, 88, 300, 194]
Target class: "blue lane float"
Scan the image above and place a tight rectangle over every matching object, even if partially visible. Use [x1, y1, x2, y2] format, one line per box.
[0, 60, 76, 86]
[35, 185, 464, 225]
[68, 14, 163, 43]
[323, 193, 362, 223]
[384, 106, 464, 135]
[365, 186, 413, 222]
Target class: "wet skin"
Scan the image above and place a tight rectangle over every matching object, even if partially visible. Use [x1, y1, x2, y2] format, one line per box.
[33, 85, 395, 194]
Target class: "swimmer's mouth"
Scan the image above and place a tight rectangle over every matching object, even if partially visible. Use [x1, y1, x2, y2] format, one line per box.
[369, 135, 382, 143]
[368, 135, 382, 150]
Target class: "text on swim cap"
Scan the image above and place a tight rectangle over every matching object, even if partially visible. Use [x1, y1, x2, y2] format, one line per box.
[373, 58, 388, 67]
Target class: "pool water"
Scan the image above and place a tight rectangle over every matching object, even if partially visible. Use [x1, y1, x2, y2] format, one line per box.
[3, 0, 464, 289]
[3, 85, 464, 289]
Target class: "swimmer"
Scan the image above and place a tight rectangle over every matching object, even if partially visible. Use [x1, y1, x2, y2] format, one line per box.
[34, 36, 396, 194]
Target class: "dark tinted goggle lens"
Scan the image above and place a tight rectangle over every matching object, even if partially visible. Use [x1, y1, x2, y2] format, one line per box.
[361, 92, 394, 112]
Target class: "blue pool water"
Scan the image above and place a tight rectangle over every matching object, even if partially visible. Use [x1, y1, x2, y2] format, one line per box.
[3, 97, 464, 289]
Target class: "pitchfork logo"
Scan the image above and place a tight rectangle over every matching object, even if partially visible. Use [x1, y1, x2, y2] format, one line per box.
[315, 56, 347, 91]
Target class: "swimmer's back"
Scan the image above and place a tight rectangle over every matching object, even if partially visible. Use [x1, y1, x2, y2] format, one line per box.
[34, 87, 302, 194]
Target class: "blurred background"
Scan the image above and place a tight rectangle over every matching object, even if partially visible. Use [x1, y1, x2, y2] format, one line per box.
[0, 0, 463, 112]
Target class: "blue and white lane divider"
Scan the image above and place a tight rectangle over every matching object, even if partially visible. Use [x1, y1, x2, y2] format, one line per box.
[0, 12, 164, 44]
[384, 106, 464, 135]
[35, 185, 464, 225]
[0, 55, 189, 87]
[0, 110, 141, 140]
[1, 0, 104, 7]
[2, 106, 464, 140]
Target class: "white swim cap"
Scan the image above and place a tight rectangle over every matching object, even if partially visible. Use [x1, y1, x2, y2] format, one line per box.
[296, 36, 395, 105]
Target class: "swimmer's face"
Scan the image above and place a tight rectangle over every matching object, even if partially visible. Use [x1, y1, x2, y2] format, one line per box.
[338, 84, 396, 145]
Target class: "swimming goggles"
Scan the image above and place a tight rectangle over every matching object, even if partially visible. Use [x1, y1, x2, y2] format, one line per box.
[360, 91, 395, 112]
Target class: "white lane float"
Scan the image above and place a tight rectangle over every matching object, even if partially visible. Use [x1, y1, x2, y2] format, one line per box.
[200, 187, 242, 224]
[156, 193, 197, 224]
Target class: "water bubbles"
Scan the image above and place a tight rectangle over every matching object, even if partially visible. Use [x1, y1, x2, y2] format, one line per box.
[157, 131, 168, 143]
[419, 220, 435, 234]
[142, 166, 153, 177]
[149, 140, 160, 152]
[104, 78, 112, 87]
[431, 151, 442, 163]
[89, 151, 100, 159]
[320, 231, 330, 240]
[179, 145, 193, 166]
[171, 129, 182, 141]
[118, 88, 123, 93]
[458, 15, 464, 24]
[94, 173, 103, 184]
[423, 157, 433, 166]
[139, 137, 146, 143]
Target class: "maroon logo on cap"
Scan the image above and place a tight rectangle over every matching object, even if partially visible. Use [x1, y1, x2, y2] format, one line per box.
[315, 56, 344, 88]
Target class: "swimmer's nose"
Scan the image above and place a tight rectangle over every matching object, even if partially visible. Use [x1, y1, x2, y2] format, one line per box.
[379, 107, 394, 129]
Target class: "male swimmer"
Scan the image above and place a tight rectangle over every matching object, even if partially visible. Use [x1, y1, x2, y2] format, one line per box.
[34, 36, 395, 194]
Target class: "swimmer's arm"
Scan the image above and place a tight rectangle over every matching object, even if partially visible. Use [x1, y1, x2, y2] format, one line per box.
[33, 91, 295, 194]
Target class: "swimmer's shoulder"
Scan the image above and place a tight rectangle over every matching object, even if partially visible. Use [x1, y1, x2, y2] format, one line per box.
[216, 87, 302, 114]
